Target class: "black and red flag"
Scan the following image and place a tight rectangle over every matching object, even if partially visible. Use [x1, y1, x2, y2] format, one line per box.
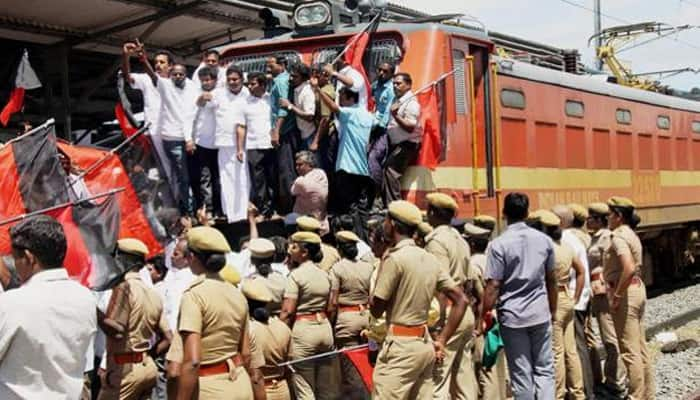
[342, 12, 382, 110]
[0, 49, 42, 126]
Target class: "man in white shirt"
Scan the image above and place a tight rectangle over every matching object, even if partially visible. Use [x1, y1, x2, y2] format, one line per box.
[383, 72, 422, 205]
[280, 63, 316, 150]
[191, 49, 227, 89]
[200, 65, 251, 222]
[141, 48, 198, 215]
[0, 215, 97, 400]
[121, 42, 172, 183]
[324, 59, 368, 109]
[552, 205, 595, 400]
[191, 66, 223, 218]
[244, 72, 276, 219]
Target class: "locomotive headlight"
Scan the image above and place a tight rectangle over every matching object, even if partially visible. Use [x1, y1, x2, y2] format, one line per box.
[294, 1, 331, 28]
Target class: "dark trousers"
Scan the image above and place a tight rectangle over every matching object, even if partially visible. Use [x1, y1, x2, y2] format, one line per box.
[247, 148, 277, 217]
[382, 141, 419, 205]
[575, 309, 596, 399]
[275, 129, 300, 214]
[162, 139, 192, 215]
[188, 145, 222, 216]
[335, 170, 374, 241]
[367, 127, 388, 209]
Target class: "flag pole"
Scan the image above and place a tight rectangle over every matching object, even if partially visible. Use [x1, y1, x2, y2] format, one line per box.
[68, 124, 150, 187]
[398, 67, 462, 105]
[1, 118, 56, 148]
[0, 187, 125, 227]
[331, 12, 383, 65]
[276, 343, 369, 369]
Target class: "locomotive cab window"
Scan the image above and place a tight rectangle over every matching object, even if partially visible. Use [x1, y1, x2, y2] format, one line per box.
[227, 51, 302, 73]
[693, 121, 700, 134]
[565, 100, 584, 118]
[616, 108, 632, 125]
[312, 39, 402, 82]
[657, 115, 670, 130]
[501, 89, 525, 109]
[452, 50, 467, 115]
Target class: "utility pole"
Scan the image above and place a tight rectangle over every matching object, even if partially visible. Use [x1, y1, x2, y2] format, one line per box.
[594, 0, 603, 70]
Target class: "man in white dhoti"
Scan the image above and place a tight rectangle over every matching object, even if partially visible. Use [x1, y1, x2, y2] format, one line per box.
[198, 64, 250, 222]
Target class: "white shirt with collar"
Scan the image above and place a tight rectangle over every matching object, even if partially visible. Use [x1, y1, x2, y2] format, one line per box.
[156, 76, 198, 142]
[335, 65, 367, 109]
[162, 267, 196, 331]
[0, 268, 97, 400]
[293, 81, 317, 139]
[207, 86, 250, 148]
[244, 93, 273, 150]
[562, 229, 592, 311]
[193, 88, 217, 150]
[387, 90, 422, 145]
[129, 73, 162, 134]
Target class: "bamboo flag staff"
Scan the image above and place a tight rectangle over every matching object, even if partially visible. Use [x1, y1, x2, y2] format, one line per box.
[276, 343, 370, 371]
[398, 67, 462, 105]
[331, 12, 383, 65]
[0, 187, 125, 227]
[0, 118, 55, 149]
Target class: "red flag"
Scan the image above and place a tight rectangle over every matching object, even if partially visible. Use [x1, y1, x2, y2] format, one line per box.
[416, 85, 442, 170]
[57, 142, 163, 257]
[343, 15, 381, 111]
[47, 205, 93, 286]
[115, 102, 138, 136]
[0, 50, 42, 126]
[343, 346, 375, 392]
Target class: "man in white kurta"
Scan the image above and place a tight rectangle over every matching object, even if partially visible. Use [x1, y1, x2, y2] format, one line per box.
[201, 65, 251, 222]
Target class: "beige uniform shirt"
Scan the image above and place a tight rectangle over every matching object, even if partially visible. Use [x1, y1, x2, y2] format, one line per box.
[588, 228, 612, 295]
[603, 224, 643, 285]
[467, 253, 487, 301]
[425, 225, 471, 286]
[107, 271, 168, 354]
[330, 258, 373, 306]
[373, 239, 457, 326]
[318, 243, 341, 272]
[554, 242, 575, 287]
[178, 274, 249, 364]
[571, 228, 592, 249]
[251, 318, 292, 379]
[285, 260, 332, 314]
[249, 324, 266, 369]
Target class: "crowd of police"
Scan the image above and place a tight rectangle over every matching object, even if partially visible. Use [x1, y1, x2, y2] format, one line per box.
[0, 188, 656, 400]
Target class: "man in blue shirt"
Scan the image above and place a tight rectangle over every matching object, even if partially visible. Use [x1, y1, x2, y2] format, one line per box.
[313, 76, 373, 240]
[479, 192, 558, 400]
[266, 55, 299, 214]
[368, 62, 395, 206]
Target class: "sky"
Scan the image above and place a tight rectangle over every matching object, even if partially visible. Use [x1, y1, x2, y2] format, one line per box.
[397, 0, 700, 91]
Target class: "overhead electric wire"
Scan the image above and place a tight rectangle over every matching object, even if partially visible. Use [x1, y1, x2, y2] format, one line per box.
[555, 0, 700, 51]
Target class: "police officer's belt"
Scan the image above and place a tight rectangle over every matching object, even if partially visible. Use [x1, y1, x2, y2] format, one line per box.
[113, 352, 145, 364]
[389, 324, 427, 337]
[338, 304, 367, 313]
[295, 311, 327, 322]
[198, 354, 243, 377]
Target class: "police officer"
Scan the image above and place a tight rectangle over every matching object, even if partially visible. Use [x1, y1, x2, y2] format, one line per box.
[531, 210, 585, 400]
[568, 204, 592, 248]
[604, 197, 654, 400]
[423, 193, 477, 400]
[329, 230, 373, 399]
[99, 239, 171, 400]
[248, 238, 287, 314]
[280, 231, 339, 399]
[370, 200, 468, 399]
[414, 221, 433, 248]
[296, 215, 340, 272]
[463, 221, 508, 400]
[586, 202, 626, 395]
[243, 279, 293, 400]
[473, 214, 497, 233]
[177, 226, 255, 399]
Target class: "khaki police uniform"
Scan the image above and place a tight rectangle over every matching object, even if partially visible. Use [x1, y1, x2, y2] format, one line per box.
[329, 249, 373, 399]
[604, 221, 655, 400]
[250, 272, 287, 315]
[319, 243, 341, 272]
[98, 271, 167, 400]
[285, 259, 339, 399]
[178, 274, 253, 399]
[552, 241, 585, 400]
[251, 318, 293, 400]
[424, 224, 477, 400]
[587, 227, 626, 389]
[372, 231, 458, 400]
[467, 253, 508, 400]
